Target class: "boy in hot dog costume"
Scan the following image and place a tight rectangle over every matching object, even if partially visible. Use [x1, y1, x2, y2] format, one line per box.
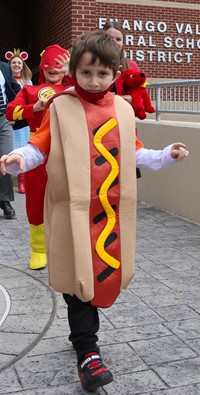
[5, 44, 71, 270]
[1, 31, 189, 392]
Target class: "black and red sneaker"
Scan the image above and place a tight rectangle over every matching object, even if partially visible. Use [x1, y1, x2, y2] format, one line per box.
[78, 352, 113, 391]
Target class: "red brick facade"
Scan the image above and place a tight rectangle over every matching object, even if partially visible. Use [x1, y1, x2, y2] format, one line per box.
[96, 2, 200, 79]
[0, 0, 199, 80]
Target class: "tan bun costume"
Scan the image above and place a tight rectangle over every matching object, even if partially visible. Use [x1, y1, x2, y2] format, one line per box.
[43, 92, 137, 308]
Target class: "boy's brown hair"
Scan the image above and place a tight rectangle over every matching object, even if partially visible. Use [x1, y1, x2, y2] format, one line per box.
[69, 30, 121, 77]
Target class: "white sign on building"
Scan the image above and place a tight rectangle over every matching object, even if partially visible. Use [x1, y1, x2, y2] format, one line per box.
[99, 18, 200, 64]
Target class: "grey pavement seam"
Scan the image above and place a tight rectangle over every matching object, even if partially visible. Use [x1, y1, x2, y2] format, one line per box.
[0, 284, 10, 327]
[0, 264, 57, 374]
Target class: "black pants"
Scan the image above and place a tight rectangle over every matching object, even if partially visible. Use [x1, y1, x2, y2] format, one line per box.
[136, 167, 141, 179]
[0, 115, 14, 201]
[63, 294, 100, 363]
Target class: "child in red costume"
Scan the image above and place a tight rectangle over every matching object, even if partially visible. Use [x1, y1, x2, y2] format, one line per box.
[6, 44, 70, 270]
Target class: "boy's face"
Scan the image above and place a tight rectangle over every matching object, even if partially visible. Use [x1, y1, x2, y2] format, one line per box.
[76, 52, 116, 93]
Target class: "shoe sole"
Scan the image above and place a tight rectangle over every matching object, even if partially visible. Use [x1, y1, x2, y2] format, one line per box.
[29, 266, 46, 270]
[81, 371, 113, 391]
[3, 213, 15, 219]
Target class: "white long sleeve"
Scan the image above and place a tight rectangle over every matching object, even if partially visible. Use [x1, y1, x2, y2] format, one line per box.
[5, 144, 46, 175]
[5, 142, 175, 176]
[136, 144, 175, 171]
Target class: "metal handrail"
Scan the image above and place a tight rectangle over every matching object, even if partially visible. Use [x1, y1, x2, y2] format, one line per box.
[147, 79, 200, 121]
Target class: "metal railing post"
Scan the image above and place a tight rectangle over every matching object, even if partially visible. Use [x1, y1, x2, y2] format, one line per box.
[156, 86, 160, 121]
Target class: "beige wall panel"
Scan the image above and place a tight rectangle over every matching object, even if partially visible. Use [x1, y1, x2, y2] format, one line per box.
[136, 120, 200, 223]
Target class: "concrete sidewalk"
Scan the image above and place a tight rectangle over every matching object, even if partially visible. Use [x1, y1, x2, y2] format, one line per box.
[0, 188, 200, 394]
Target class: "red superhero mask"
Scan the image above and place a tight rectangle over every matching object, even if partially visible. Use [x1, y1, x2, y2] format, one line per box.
[39, 44, 70, 83]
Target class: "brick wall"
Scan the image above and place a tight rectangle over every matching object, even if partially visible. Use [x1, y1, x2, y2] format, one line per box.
[71, 0, 96, 40]
[27, 0, 70, 72]
[25, 0, 97, 74]
[96, 2, 200, 79]
[38, 0, 199, 80]
[0, 1, 30, 62]
[1, 0, 199, 81]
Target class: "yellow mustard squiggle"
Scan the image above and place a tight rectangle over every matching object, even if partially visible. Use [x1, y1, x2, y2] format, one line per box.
[93, 118, 120, 270]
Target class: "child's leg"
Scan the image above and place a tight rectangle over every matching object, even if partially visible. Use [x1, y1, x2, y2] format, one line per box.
[63, 294, 99, 362]
[24, 163, 47, 270]
[63, 294, 113, 391]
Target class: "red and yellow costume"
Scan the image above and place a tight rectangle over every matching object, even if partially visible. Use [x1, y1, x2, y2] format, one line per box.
[6, 45, 70, 270]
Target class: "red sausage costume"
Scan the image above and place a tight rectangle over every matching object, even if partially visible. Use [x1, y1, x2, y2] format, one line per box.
[29, 90, 141, 307]
[6, 45, 70, 270]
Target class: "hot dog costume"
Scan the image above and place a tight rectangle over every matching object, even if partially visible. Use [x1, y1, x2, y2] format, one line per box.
[6, 45, 70, 270]
[5, 86, 176, 307]
[30, 90, 138, 307]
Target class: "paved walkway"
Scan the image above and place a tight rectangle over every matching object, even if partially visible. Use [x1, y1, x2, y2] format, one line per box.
[1, 188, 200, 395]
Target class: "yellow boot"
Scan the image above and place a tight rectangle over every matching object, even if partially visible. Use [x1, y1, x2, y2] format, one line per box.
[29, 224, 47, 270]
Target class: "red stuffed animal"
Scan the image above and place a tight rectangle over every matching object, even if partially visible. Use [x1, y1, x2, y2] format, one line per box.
[116, 69, 155, 120]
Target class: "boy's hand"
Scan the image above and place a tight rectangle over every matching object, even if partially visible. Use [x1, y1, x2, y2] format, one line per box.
[0, 154, 24, 175]
[171, 143, 189, 162]
[33, 98, 48, 112]
[54, 53, 70, 76]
